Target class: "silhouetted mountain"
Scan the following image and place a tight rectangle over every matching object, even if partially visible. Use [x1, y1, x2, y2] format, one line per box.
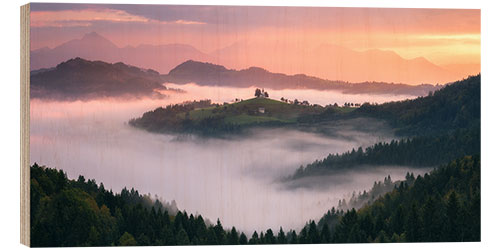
[31, 32, 119, 70]
[211, 41, 468, 84]
[165, 60, 441, 96]
[31, 32, 212, 74]
[31, 58, 168, 101]
[31, 33, 477, 85]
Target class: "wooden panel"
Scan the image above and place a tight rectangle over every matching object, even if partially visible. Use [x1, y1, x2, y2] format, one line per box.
[20, 3, 30, 247]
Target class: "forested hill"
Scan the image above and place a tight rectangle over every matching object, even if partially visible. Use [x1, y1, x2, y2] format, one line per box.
[356, 74, 479, 136]
[165, 60, 440, 96]
[30, 155, 479, 246]
[290, 75, 480, 179]
[129, 97, 334, 137]
[317, 155, 480, 243]
[30, 57, 171, 101]
[300, 74, 479, 137]
[291, 128, 479, 179]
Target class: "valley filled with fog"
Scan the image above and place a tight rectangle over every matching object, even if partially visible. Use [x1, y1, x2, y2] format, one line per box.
[30, 83, 430, 234]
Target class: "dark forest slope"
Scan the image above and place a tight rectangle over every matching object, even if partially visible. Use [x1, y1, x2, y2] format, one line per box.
[290, 75, 480, 179]
[31, 155, 479, 246]
[31, 58, 168, 101]
[316, 155, 480, 243]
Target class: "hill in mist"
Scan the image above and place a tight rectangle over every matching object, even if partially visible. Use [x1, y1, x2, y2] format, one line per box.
[30, 57, 170, 101]
[129, 97, 323, 136]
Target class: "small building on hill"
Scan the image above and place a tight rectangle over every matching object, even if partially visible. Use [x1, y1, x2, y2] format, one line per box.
[258, 107, 266, 114]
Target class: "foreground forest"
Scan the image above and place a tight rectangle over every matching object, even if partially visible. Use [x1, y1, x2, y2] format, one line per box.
[30, 155, 480, 246]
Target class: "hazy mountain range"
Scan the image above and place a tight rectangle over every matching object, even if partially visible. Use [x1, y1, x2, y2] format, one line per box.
[31, 57, 442, 100]
[31, 32, 479, 85]
[210, 41, 479, 85]
[165, 60, 441, 96]
[31, 32, 211, 77]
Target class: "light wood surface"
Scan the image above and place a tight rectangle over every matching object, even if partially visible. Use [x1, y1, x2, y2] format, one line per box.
[20, 3, 30, 247]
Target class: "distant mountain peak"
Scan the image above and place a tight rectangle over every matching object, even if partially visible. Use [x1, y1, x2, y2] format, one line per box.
[30, 33, 211, 74]
[170, 60, 228, 75]
[68, 32, 117, 48]
[410, 56, 431, 63]
[243, 66, 269, 74]
[57, 57, 87, 67]
[82, 31, 106, 41]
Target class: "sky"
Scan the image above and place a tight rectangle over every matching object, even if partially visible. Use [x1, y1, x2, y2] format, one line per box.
[29, 3, 480, 81]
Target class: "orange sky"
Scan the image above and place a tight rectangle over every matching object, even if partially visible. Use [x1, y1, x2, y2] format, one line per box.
[30, 4, 480, 84]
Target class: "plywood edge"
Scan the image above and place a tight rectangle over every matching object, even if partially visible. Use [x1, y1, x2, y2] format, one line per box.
[20, 3, 30, 247]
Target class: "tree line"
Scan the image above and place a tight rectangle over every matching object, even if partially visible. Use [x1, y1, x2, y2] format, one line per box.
[316, 155, 480, 243]
[298, 74, 480, 137]
[291, 74, 480, 179]
[31, 154, 479, 246]
[292, 127, 479, 179]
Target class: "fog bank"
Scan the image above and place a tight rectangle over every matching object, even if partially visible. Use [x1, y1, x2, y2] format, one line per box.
[30, 84, 427, 234]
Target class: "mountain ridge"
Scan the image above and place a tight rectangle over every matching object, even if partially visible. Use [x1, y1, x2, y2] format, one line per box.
[209, 40, 469, 84]
[31, 32, 477, 84]
[165, 60, 442, 96]
[31, 32, 211, 74]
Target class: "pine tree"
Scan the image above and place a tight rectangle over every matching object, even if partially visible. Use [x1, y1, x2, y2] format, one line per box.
[422, 197, 441, 242]
[175, 227, 190, 245]
[118, 232, 137, 246]
[445, 191, 460, 241]
[298, 226, 309, 244]
[289, 230, 298, 244]
[308, 221, 320, 243]
[405, 203, 421, 242]
[228, 227, 239, 244]
[264, 229, 276, 244]
[277, 227, 286, 244]
[239, 232, 248, 244]
[320, 223, 331, 243]
[213, 219, 225, 244]
[249, 231, 259, 244]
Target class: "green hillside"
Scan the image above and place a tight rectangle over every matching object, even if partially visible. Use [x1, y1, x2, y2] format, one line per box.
[192, 98, 322, 124]
[130, 97, 351, 136]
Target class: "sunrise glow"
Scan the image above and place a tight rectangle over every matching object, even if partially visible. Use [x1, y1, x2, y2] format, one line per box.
[30, 4, 480, 85]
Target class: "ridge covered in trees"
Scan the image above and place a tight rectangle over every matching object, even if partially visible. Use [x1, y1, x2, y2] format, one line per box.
[290, 74, 480, 179]
[31, 155, 480, 246]
[317, 155, 480, 243]
[302, 74, 480, 137]
[30, 57, 174, 101]
[291, 128, 479, 179]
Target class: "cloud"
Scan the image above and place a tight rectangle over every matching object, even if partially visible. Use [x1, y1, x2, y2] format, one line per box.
[31, 8, 206, 28]
[172, 20, 207, 25]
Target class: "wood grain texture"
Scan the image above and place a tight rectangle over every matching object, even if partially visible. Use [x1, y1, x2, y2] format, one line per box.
[20, 3, 30, 247]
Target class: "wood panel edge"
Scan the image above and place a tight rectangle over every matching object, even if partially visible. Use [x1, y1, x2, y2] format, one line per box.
[20, 3, 30, 247]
